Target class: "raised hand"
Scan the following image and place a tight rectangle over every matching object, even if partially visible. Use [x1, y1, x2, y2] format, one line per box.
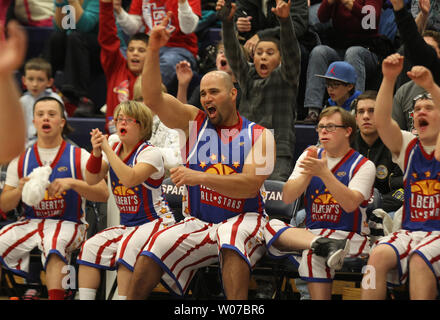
[176, 60, 193, 86]
[419, 0, 430, 15]
[148, 11, 173, 50]
[244, 34, 259, 58]
[407, 65, 435, 91]
[216, 0, 237, 22]
[271, 0, 291, 19]
[0, 21, 27, 75]
[381, 53, 404, 81]
[236, 16, 252, 33]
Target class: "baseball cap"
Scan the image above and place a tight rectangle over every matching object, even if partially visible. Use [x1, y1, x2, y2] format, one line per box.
[316, 61, 357, 84]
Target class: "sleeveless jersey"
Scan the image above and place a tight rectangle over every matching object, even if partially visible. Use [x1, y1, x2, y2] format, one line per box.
[182, 111, 266, 224]
[402, 138, 440, 231]
[110, 141, 171, 227]
[304, 148, 370, 234]
[17, 140, 85, 224]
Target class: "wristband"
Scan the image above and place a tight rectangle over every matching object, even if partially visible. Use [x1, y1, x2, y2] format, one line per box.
[86, 153, 102, 174]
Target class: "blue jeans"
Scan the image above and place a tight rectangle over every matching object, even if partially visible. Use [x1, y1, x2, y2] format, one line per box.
[304, 45, 379, 110]
[159, 46, 197, 88]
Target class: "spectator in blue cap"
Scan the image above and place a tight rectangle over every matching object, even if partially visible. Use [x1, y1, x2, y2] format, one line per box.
[317, 61, 361, 112]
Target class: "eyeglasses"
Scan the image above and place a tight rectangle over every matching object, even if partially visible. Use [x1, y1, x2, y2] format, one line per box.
[325, 80, 347, 89]
[413, 93, 432, 102]
[115, 116, 140, 125]
[315, 124, 347, 132]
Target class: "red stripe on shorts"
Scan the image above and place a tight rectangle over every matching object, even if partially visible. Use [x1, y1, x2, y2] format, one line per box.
[95, 234, 124, 265]
[118, 226, 139, 260]
[170, 233, 216, 273]
[2, 228, 39, 259]
[230, 214, 245, 246]
[161, 222, 210, 262]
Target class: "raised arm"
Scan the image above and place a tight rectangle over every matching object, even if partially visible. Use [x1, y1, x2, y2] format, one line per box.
[392, 0, 440, 83]
[407, 65, 440, 108]
[218, 0, 251, 86]
[141, 13, 199, 136]
[0, 21, 26, 164]
[414, 0, 430, 34]
[257, 0, 308, 40]
[375, 53, 405, 156]
[178, 0, 200, 34]
[114, 0, 143, 36]
[99, 0, 127, 71]
[272, 0, 301, 86]
[408, 65, 440, 162]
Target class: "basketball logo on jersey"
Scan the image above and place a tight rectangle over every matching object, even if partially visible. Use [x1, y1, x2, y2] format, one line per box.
[33, 190, 66, 218]
[113, 185, 140, 214]
[310, 191, 341, 223]
[200, 163, 243, 212]
[409, 179, 440, 221]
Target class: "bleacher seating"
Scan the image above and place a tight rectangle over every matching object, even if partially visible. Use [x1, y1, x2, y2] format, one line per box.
[23, 26, 54, 62]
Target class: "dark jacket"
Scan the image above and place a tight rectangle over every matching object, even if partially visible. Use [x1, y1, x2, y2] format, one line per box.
[352, 131, 404, 212]
[234, 0, 319, 49]
[395, 7, 440, 86]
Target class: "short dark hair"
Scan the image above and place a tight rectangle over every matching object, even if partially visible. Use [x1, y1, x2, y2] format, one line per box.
[256, 36, 280, 52]
[353, 90, 377, 112]
[128, 32, 149, 46]
[33, 96, 74, 137]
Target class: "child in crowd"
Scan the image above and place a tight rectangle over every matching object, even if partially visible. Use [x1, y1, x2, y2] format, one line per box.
[20, 57, 63, 146]
[99, 0, 149, 132]
[315, 61, 361, 112]
[218, 0, 300, 182]
[114, 0, 201, 93]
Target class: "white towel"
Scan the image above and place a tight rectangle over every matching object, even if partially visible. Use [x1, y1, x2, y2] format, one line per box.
[22, 166, 52, 207]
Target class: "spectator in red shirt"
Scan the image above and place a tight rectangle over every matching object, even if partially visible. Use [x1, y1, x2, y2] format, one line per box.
[99, 0, 149, 131]
[113, 0, 201, 93]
